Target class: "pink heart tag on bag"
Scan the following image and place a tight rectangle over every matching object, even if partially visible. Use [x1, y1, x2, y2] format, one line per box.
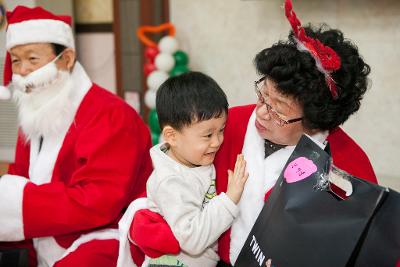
[284, 157, 317, 183]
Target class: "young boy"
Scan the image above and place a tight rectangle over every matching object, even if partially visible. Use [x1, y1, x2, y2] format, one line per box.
[145, 72, 248, 267]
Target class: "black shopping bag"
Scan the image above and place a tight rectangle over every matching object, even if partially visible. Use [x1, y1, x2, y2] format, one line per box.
[235, 135, 394, 267]
[352, 188, 400, 267]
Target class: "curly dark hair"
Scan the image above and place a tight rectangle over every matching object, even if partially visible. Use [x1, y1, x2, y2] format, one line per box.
[254, 24, 371, 130]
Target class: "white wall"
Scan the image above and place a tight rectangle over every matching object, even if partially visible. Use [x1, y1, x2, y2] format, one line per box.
[4, 0, 35, 9]
[74, 0, 116, 93]
[170, 0, 400, 190]
[76, 33, 116, 93]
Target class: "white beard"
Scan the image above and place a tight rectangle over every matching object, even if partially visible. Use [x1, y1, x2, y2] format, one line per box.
[12, 71, 75, 141]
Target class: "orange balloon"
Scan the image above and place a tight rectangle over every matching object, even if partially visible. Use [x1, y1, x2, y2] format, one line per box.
[137, 23, 176, 48]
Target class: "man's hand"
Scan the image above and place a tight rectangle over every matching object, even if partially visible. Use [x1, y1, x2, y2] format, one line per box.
[226, 154, 249, 204]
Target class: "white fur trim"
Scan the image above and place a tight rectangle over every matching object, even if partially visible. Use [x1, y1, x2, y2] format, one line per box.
[229, 112, 329, 264]
[0, 174, 29, 241]
[141, 257, 151, 267]
[6, 19, 75, 50]
[70, 62, 93, 97]
[117, 197, 148, 267]
[0, 85, 11, 100]
[29, 134, 65, 185]
[59, 228, 119, 262]
[33, 228, 119, 267]
[33, 237, 67, 267]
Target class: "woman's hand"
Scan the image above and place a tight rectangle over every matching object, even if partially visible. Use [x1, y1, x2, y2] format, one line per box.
[226, 154, 249, 204]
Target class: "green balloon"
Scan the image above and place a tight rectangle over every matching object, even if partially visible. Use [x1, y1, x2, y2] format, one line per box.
[151, 132, 160, 145]
[148, 109, 161, 134]
[173, 50, 189, 66]
[170, 65, 190, 77]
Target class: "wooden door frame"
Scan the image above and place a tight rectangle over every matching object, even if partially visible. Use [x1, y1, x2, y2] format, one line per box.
[112, 0, 123, 98]
[113, 0, 169, 116]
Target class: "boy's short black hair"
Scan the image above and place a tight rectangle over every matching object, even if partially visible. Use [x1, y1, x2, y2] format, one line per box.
[156, 71, 228, 130]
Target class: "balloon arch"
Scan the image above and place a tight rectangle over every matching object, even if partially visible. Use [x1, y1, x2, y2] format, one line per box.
[137, 23, 190, 145]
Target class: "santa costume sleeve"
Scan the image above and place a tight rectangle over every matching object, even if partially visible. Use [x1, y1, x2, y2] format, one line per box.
[8, 130, 31, 177]
[0, 131, 31, 241]
[0, 101, 152, 241]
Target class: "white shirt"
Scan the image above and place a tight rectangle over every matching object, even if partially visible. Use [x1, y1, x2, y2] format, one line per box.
[147, 143, 239, 267]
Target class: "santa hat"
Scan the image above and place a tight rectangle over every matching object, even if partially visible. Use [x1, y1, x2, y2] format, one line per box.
[0, 5, 75, 100]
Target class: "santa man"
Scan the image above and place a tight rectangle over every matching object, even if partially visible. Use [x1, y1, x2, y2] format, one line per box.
[0, 5, 152, 267]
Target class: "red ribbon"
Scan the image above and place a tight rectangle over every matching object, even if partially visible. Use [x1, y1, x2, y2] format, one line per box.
[285, 0, 340, 99]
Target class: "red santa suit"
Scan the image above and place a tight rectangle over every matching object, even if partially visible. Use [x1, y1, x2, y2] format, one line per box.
[214, 104, 377, 265]
[0, 6, 153, 267]
[0, 60, 152, 266]
[0, 61, 152, 266]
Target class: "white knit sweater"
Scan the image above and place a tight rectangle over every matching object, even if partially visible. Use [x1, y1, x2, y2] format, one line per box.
[147, 143, 239, 267]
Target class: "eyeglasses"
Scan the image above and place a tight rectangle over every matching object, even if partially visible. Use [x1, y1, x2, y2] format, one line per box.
[254, 76, 303, 127]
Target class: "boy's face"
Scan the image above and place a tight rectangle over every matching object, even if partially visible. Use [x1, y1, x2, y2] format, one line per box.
[166, 113, 227, 167]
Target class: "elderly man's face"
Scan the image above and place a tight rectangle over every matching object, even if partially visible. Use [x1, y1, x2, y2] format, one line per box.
[9, 43, 71, 77]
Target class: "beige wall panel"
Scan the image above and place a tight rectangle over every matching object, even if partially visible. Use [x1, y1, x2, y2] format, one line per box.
[76, 33, 116, 93]
[74, 0, 112, 23]
[36, 0, 73, 16]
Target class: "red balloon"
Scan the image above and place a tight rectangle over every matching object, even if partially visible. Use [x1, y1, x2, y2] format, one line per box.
[143, 62, 156, 77]
[144, 47, 159, 63]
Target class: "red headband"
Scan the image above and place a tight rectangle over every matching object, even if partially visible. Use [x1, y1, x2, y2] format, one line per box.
[284, 0, 340, 99]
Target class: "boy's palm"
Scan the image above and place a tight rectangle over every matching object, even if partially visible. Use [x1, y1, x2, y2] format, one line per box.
[226, 154, 249, 204]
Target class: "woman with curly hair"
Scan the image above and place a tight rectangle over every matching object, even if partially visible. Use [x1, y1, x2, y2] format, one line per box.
[122, 2, 380, 267]
[214, 10, 378, 267]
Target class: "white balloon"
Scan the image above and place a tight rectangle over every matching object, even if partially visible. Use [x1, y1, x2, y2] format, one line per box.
[155, 53, 175, 72]
[146, 70, 169, 91]
[158, 36, 179, 54]
[144, 89, 157, 109]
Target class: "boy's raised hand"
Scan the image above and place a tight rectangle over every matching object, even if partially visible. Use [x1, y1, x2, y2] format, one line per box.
[226, 154, 249, 204]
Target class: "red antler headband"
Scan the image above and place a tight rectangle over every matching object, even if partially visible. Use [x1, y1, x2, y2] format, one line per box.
[284, 0, 340, 99]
